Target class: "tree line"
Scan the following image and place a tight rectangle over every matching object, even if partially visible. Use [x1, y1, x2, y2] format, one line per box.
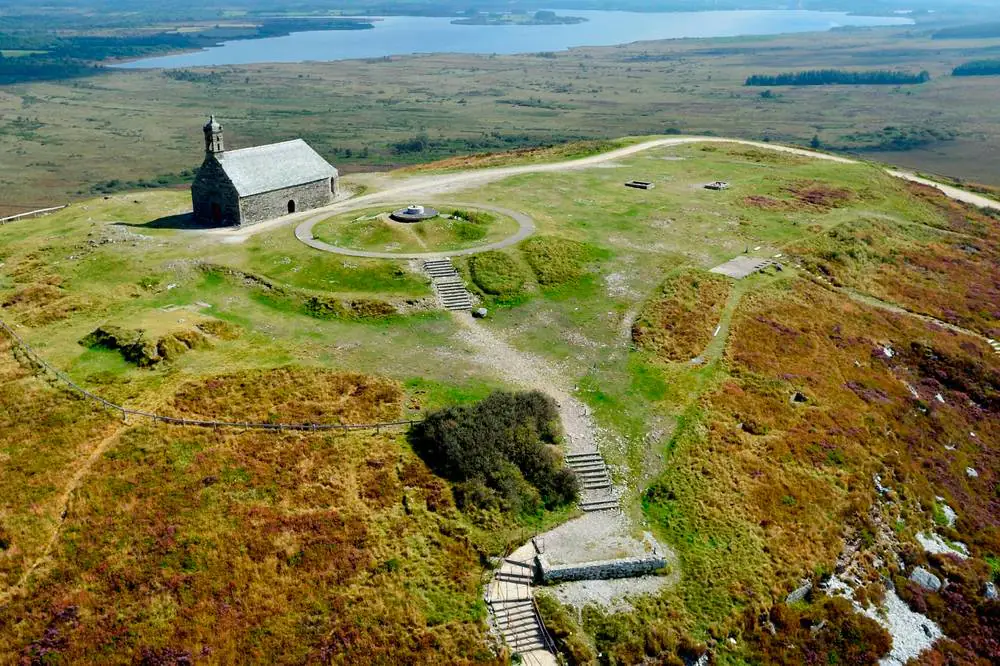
[745, 69, 931, 87]
[952, 60, 1000, 77]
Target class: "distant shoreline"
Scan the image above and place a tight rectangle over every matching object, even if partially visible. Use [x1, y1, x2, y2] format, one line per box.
[452, 12, 588, 27]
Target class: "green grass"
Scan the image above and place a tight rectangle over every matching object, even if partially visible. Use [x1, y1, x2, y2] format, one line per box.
[468, 250, 529, 297]
[3, 134, 999, 664]
[311, 205, 519, 254]
[5, 26, 1000, 211]
[520, 236, 607, 286]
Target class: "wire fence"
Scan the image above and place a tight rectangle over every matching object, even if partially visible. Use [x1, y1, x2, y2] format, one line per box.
[0, 318, 422, 434]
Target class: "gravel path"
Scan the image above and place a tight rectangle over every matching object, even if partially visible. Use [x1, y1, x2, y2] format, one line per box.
[454, 314, 677, 614]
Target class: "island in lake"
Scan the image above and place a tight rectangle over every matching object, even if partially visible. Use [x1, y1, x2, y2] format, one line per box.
[452, 10, 587, 26]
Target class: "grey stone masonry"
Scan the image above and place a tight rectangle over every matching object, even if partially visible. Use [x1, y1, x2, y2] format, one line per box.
[785, 581, 813, 605]
[536, 552, 668, 584]
[239, 179, 334, 226]
[191, 117, 337, 227]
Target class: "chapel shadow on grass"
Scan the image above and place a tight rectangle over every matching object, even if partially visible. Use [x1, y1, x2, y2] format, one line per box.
[116, 212, 231, 230]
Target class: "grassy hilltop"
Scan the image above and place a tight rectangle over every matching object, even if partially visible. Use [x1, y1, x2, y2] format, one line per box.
[0, 140, 998, 663]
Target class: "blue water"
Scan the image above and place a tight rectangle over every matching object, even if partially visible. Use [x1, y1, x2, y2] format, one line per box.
[117, 10, 911, 69]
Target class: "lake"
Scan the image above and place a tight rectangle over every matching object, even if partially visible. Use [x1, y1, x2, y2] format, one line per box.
[118, 10, 912, 70]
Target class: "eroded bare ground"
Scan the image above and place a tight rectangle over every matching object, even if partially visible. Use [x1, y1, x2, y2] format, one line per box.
[453, 314, 677, 612]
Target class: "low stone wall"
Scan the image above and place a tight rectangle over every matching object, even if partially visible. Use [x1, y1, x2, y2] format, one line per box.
[537, 552, 668, 584]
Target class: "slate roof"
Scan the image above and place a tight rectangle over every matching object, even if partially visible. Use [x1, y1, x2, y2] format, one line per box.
[216, 139, 337, 197]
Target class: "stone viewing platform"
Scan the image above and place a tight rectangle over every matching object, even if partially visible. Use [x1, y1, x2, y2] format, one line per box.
[390, 204, 439, 222]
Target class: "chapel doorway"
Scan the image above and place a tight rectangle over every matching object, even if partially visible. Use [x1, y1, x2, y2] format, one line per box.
[287, 200, 296, 214]
[211, 202, 222, 224]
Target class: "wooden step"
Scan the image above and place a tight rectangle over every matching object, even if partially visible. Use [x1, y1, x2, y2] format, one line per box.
[504, 558, 535, 570]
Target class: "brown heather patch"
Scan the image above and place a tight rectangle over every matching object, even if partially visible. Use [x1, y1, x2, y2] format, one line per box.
[1, 276, 88, 326]
[0, 423, 497, 664]
[402, 139, 618, 172]
[790, 216, 1000, 338]
[0, 339, 117, 592]
[743, 195, 788, 211]
[646, 280, 998, 662]
[782, 180, 856, 211]
[905, 181, 1000, 237]
[632, 270, 731, 361]
[723, 146, 811, 166]
[166, 366, 403, 425]
[719, 282, 998, 556]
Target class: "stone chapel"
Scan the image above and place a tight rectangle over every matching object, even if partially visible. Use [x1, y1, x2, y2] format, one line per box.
[191, 116, 339, 226]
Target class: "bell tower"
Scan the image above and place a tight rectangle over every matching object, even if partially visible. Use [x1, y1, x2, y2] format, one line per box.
[204, 115, 224, 155]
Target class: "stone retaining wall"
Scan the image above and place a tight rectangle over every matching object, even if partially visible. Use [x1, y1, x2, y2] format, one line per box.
[537, 552, 668, 584]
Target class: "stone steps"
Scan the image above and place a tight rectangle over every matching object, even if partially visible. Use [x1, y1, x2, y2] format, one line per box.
[504, 558, 536, 571]
[565, 451, 613, 499]
[423, 259, 473, 311]
[579, 498, 620, 512]
[423, 259, 458, 278]
[988, 338, 1000, 355]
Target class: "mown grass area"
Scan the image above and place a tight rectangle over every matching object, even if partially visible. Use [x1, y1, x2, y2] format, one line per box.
[311, 205, 518, 254]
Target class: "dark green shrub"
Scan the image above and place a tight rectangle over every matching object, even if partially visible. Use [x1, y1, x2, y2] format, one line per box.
[409, 391, 577, 514]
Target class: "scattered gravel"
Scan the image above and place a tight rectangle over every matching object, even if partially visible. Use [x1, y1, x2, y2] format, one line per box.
[869, 590, 943, 666]
[536, 512, 656, 566]
[549, 575, 672, 613]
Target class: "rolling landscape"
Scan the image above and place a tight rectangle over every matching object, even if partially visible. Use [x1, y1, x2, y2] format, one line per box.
[1, 1, 999, 664]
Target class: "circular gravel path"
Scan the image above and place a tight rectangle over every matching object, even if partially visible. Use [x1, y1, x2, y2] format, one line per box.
[295, 202, 535, 260]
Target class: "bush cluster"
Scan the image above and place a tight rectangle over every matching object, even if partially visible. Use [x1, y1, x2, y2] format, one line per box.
[450, 209, 495, 225]
[409, 391, 577, 514]
[953, 59, 1000, 76]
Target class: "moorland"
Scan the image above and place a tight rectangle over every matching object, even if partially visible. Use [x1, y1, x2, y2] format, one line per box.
[1, 136, 997, 664]
[3, 23, 1000, 217]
